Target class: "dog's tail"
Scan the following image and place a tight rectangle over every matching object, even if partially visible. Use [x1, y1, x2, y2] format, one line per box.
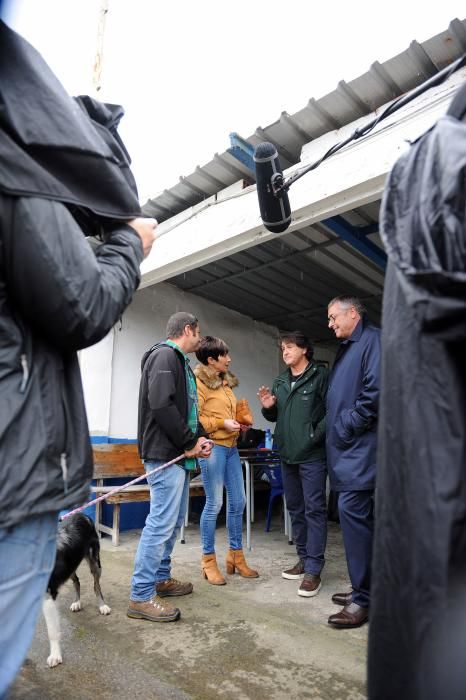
[89, 539, 102, 569]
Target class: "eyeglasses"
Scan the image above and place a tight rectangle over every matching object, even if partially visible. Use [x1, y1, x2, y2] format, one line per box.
[327, 308, 350, 324]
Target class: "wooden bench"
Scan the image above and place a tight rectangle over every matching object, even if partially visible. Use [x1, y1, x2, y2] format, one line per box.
[92, 443, 205, 546]
[92, 443, 148, 546]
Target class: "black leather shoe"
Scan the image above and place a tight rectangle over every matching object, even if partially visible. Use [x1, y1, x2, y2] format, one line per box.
[331, 591, 353, 606]
[328, 602, 368, 628]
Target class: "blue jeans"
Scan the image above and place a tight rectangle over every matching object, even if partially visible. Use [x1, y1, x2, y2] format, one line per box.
[281, 460, 327, 576]
[0, 512, 58, 699]
[130, 462, 189, 601]
[199, 445, 246, 554]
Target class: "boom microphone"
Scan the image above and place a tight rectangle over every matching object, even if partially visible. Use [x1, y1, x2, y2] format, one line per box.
[254, 142, 291, 233]
[252, 56, 466, 236]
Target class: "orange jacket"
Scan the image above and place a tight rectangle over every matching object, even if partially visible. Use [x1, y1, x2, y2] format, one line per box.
[194, 364, 239, 447]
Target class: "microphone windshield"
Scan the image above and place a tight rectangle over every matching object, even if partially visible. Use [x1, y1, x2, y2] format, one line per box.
[254, 142, 291, 233]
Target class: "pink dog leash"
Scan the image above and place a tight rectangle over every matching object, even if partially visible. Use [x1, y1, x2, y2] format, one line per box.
[61, 440, 213, 521]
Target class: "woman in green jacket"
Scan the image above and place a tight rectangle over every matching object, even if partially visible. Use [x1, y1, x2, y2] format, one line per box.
[258, 331, 328, 598]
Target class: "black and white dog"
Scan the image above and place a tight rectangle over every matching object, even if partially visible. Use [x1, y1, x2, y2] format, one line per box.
[42, 513, 111, 668]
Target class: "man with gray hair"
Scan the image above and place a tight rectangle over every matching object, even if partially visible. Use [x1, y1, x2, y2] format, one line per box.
[128, 312, 212, 623]
[325, 295, 380, 628]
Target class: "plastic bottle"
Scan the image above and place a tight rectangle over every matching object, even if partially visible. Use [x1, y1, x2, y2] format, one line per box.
[265, 428, 273, 450]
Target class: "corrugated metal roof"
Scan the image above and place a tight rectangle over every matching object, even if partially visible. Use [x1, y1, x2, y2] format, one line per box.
[142, 18, 466, 347]
[142, 18, 466, 222]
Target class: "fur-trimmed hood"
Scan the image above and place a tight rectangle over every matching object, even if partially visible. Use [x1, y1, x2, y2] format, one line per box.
[194, 364, 239, 390]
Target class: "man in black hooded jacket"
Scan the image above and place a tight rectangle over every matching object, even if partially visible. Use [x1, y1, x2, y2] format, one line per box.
[0, 20, 157, 696]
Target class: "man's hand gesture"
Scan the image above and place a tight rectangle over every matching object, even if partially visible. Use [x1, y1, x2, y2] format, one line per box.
[257, 386, 277, 409]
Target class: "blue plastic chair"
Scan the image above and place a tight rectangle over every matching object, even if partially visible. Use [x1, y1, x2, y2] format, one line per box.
[262, 463, 284, 532]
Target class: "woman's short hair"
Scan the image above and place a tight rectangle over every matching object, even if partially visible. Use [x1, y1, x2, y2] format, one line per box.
[279, 330, 314, 361]
[196, 336, 229, 365]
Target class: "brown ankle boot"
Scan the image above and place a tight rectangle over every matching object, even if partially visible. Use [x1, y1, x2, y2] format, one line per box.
[225, 549, 259, 578]
[201, 554, 226, 585]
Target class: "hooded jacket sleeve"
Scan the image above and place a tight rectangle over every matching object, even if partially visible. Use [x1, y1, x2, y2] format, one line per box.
[3, 196, 143, 351]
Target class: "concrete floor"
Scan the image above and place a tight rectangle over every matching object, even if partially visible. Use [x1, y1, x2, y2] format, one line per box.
[9, 517, 367, 700]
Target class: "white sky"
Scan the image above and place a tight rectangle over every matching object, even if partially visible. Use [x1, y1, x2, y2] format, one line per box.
[4, 1, 466, 204]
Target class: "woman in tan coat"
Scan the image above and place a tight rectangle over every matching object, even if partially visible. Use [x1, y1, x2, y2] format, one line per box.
[195, 336, 259, 584]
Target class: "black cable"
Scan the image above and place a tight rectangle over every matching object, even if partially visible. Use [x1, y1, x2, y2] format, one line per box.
[278, 54, 466, 194]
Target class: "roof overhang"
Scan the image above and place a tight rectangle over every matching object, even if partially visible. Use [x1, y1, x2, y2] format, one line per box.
[139, 20, 466, 345]
[140, 70, 462, 289]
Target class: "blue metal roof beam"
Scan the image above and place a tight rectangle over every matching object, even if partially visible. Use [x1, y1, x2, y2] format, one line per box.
[323, 215, 387, 270]
[359, 223, 379, 236]
[227, 133, 256, 177]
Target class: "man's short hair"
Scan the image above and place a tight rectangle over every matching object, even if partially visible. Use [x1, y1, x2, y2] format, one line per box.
[279, 330, 314, 361]
[195, 336, 229, 365]
[166, 312, 198, 339]
[327, 295, 365, 316]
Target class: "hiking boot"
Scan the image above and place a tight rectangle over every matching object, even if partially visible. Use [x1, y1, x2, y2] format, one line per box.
[156, 578, 193, 597]
[298, 573, 322, 598]
[126, 596, 180, 622]
[282, 559, 305, 580]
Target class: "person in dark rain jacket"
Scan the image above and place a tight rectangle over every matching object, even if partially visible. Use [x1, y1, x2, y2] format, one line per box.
[0, 20, 157, 696]
[325, 296, 380, 629]
[368, 82, 466, 700]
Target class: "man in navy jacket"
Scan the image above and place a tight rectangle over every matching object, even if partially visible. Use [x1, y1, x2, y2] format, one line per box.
[326, 296, 380, 628]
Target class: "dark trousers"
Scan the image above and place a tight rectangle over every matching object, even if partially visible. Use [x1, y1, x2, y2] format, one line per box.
[281, 460, 327, 576]
[338, 490, 374, 608]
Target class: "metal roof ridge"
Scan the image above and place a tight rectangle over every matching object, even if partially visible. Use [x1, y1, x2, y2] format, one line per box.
[142, 18, 465, 221]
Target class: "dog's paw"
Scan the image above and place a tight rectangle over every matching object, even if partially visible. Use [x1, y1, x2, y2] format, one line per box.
[70, 601, 82, 612]
[47, 654, 63, 668]
[99, 604, 111, 615]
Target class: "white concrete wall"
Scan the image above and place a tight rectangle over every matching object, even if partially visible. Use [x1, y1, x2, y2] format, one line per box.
[82, 282, 286, 440]
[80, 331, 115, 438]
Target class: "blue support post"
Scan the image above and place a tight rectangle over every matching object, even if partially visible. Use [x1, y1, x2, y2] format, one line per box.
[227, 132, 256, 176]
